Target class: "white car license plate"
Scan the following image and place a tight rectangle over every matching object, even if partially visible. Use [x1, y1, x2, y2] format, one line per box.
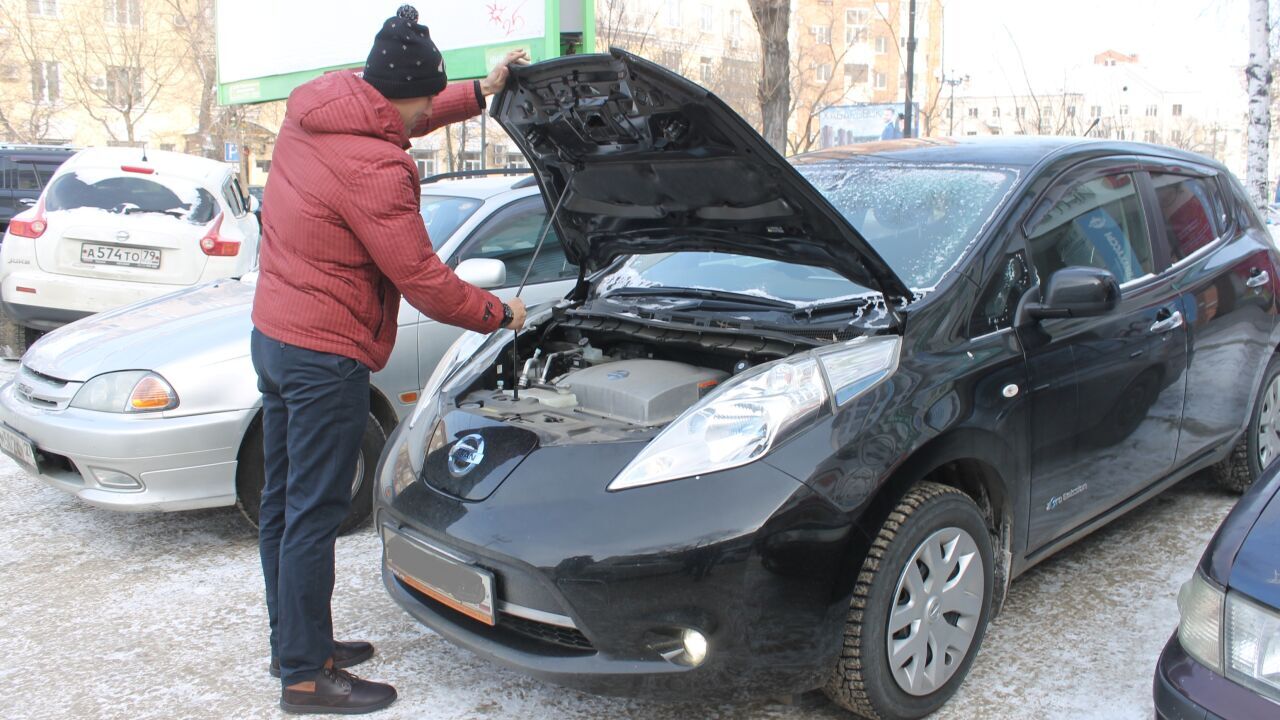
[80, 243, 161, 269]
[0, 424, 37, 469]
[384, 529, 496, 626]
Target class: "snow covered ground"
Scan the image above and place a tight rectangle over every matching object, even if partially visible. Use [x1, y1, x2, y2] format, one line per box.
[0, 358, 1239, 719]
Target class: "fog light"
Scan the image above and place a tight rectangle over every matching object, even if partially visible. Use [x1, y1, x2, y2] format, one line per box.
[682, 628, 708, 666]
[90, 468, 142, 490]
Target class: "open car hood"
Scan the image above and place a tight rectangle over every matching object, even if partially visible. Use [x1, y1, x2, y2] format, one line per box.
[490, 48, 912, 301]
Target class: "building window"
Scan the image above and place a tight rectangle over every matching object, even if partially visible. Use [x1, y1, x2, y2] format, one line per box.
[257, 159, 272, 173]
[967, 107, 979, 118]
[416, 158, 437, 177]
[665, 0, 680, 27]
[815, 63, 832, 83]
[1119, 105, 1129, 115]
[992, 107, 1001, 118]
[875, 36, 887, 54]
[105, 0, 141, 25]
[1042, 105, 1053, 118]
[660, 50, 681, 70]
[106, 65, 141, 104]
[1170, 130, 1183, 145]
[729, 9, 741, 38]
[159, 143, 175, 152]
[846, 8, 869, 25]
[700, 56, 712, 84]
[1145, 105, 1158, 116]
[874, 71, 886, 89]
[700, 4, 713, 32]
[844, 63, 868, 87]
[846, 26, 868, 44]
[812, 25, 831, 45]
[1067, 106, 1077, 117]
[30, 60, 58, 103]
[1090, 105, 1103, 117]
[1172, 103, 1183, 116]
[27, 0, 57, 16]
[1015, 106, 1026, 118]
[1144, 130, 1159, 143]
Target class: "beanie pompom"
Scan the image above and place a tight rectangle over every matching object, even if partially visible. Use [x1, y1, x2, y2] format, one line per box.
[396, 5, 418, 23]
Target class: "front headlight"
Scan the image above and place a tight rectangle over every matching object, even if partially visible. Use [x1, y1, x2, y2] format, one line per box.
[608, 336, 900, 491]
[409, 331, 488, 430]
[70, 371, 178, 413]
[1226, 591, 1280, 700]
[1178, 571, 1225, 673]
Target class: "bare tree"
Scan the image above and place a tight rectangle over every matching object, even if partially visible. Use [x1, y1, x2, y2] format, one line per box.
[0, 2, 64, 143]
[159, 0, 227, 157]
[1246, 0, 1271, 206]
[869, 1, 944, 136]
[749, 0, 790, 153]
[596, 0, 663, 53]
[60, 0, 186, 144]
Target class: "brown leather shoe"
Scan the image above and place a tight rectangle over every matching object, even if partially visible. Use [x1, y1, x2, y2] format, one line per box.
[280, 667, 397, 715]
[271, 641, 375, 678]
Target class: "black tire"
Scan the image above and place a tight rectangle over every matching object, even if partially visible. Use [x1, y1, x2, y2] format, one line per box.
[235, 412, 386, 535]
[824, 482, 994, 720]
[1210, 353, 1280, 494]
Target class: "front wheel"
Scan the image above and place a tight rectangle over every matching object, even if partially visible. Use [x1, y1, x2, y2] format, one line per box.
[824, 482, 994, 720]
[1211, 353, 1280, 494]
[235, 412, 386, 535]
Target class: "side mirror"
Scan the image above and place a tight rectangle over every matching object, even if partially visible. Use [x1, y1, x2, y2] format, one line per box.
[456, 258, 506, 289]
[1025, 266, 1120, 320]
[248, 195, 260, 214]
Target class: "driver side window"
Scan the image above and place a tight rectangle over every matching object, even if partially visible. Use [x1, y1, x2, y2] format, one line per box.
[454, 199, 577, 288]
[1026, 173, 1154, 286]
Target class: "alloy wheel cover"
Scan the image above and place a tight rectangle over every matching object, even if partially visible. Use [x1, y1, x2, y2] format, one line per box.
[1258, 375, 1280, 469]
[886, 526, 985, 696]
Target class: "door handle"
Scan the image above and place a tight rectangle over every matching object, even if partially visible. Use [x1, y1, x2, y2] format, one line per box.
[17, 198, 36, 207]
[1150, 310, 1184, 334]
[1247, 270, 1270, 289]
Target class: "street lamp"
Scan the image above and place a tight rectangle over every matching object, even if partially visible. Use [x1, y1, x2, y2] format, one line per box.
[942, 73, 968, 136]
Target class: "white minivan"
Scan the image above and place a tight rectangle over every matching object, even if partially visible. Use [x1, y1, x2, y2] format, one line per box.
[0, 147, 260, 333]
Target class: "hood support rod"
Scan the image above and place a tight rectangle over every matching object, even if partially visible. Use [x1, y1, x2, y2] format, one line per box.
[508, 184, 570, 401]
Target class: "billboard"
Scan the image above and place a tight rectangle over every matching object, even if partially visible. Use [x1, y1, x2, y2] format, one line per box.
[216, 1, 593, 105]
[818, 103, 921, 147]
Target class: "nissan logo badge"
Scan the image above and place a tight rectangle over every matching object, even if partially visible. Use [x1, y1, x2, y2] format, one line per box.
[447, 433, 486, 477]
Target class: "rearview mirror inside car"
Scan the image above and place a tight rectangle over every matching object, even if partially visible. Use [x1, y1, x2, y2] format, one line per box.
[456, 258, 507, 290]
[1024, 266, 1120, 320]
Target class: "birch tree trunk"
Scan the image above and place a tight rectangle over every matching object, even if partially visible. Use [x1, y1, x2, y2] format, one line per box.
[1246, 0, 1271, 208]
[748, 0, 790, 154]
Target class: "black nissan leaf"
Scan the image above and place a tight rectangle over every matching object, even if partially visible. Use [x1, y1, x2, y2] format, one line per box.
[375, 49, 1280, 719]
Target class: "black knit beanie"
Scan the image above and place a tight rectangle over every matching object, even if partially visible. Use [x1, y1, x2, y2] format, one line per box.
[363, 5, 447, 99]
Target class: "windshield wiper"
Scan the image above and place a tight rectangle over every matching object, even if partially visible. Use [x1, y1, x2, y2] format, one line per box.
[600, 286, 797, 310]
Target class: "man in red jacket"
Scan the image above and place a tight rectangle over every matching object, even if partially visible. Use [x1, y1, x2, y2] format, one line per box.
[250, 5, 527, 714]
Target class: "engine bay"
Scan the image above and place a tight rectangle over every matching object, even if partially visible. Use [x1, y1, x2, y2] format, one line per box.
[451, 315, 788, 445]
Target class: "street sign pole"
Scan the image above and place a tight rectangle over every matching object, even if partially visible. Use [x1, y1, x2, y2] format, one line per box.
[903, 0, 917, 137]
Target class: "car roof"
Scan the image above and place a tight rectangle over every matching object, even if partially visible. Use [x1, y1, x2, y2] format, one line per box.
[419, 173, 536, 200]
[59, 147, 234, 185]
[791, 135, 1225, 171]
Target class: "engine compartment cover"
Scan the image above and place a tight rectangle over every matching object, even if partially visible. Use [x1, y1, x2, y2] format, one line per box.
[556, 359, 728, 425]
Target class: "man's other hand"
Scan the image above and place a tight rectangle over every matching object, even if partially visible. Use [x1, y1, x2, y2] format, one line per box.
[503, 298, 527, 330]
[479, 49, 531, 96]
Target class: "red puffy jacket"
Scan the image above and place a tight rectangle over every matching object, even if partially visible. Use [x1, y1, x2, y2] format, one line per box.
[252, 71, 503, 372]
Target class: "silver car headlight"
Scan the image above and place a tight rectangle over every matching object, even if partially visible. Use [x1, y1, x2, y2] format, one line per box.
[608, 336, 900, 491]
[1225, 591, 1280, 700]
[70, 371, 178, 413]
[1178, 571, 1225, 673]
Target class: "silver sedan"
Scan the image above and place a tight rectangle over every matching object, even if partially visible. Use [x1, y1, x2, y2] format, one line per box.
[0, 173, 577, 532]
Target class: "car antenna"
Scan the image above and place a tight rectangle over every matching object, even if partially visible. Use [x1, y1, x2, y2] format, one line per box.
[141, 144, 148, 162]
[507, 184, 570, 401]
[1082, 118, 1100, 137]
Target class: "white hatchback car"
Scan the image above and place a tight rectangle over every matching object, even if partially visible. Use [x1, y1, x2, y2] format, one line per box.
[0, 147, 260, 332]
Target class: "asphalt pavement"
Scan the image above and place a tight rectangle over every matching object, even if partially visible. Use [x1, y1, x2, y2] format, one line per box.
[0, 360, 1240, 719]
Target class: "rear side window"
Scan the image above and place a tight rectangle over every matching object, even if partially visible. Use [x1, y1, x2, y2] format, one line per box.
[455, 198, 577, 287]
[1027, 173, 1154, 285]
[44, 171, 219, 225]
[1150, 173, 1222, 262]
[12, 161, 60, 190]
[221, 178, 246, 217]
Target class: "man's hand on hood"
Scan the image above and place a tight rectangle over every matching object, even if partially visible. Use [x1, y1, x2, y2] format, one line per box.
[480, 49, 531, 96]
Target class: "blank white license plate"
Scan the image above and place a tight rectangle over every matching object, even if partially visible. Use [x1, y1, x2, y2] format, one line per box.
[0, 424, 37, 469]
[80, 243, 161, 269]
[384, 530, 496, 626]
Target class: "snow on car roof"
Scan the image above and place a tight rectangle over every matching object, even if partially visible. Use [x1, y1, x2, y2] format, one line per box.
[58, 147, 235, 186]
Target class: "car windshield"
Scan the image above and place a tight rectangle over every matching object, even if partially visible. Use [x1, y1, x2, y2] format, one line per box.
[421, 194, 482, 250]
[44, 170, 219, 225]
[593, 162, 1019, 304]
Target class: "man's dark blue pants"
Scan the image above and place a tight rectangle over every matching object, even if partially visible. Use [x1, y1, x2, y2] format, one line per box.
[250, 328, 370, 688]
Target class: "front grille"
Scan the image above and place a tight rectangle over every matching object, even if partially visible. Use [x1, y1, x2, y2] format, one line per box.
[498, 612, 594, 651]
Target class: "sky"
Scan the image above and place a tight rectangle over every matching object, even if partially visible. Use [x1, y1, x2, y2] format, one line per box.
[942, 0, 1250, 94]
